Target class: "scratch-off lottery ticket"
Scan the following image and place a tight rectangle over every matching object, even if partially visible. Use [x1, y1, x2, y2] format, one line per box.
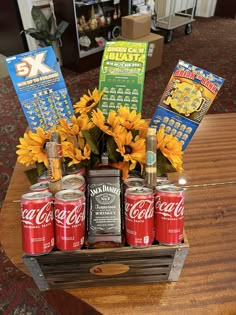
[5, 46, 74, 131]
[150, 60, 224, 150]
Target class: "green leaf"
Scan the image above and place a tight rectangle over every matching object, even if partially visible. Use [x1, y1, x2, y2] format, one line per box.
[20, 28, 37, 35]
[87, 154, 100, 170]
[82, 130, 100, 155]
[107, 136, 121, 162]
[23, 29, 51, 41]
[47, 14, 53, 31]
[156, 149, 176, 176]
[24, 168, 38, 185]
[89, 126, 103, 143]
[31, 5, 50, 33]
[22, 6, 69, 45]
[54, 21, 69, 39]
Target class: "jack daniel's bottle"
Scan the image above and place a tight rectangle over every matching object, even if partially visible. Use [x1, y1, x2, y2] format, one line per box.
[86, 167, 124, 248]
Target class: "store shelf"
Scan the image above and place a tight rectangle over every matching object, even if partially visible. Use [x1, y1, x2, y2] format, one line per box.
[75, 0, 112, 8]
[80, 45, 105, 58]
[53, 0, 130, 72]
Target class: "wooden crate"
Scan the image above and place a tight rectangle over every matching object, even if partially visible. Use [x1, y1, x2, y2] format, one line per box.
[23, 233, 189, 291]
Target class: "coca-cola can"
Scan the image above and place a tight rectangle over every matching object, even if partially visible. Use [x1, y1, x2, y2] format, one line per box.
[125, 187, 154, 248]
[62, 174, 86, 192]
[54, 189, 86, 250]
[156, 176, 168, 182]
[30, 181, 50, 193]
[21, 192, 54, 255]
[37, 171, 50, 182]
[155, 186, 184, 245]
[65, 164, 86, 176]
[124, 177, 145, 191]
[156, 180, 174, 187]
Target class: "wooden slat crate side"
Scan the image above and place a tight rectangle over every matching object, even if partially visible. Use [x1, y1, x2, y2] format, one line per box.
[23, 235, 189, 291]
[48, 274, 170, 289]
[40, 258, 173, 281]
[36, 245, 177, 263]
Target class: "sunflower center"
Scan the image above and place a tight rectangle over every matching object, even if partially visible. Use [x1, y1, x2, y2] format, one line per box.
[124, 145, 132, 154]
[86, 99, 94, 107]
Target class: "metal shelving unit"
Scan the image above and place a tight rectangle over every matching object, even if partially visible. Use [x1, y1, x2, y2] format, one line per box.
[53, 0, 131, 72]
[151, 0, 197, 43]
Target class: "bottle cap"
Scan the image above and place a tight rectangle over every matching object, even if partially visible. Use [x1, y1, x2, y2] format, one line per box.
[147, 127, 156, 136]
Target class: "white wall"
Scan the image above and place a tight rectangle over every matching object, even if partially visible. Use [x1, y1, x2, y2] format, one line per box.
[195, 0, 217, 17]
[155, 0, 216, 17]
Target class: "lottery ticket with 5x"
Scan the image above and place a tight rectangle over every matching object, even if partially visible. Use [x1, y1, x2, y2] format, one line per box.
[5, 46, 74, 131]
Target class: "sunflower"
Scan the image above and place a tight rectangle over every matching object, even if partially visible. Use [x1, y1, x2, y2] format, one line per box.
[156, 127, 183, 173]
[58, 115, 94, 140]
[73, 88, 104, 115]
[117, 106, 148, 132]
[115, 130, 146, 170]
[92, 108, 120, 137]
[16, 127, 51, 168]
[62, 141, 91, 167]
[110, 161, 129, 180]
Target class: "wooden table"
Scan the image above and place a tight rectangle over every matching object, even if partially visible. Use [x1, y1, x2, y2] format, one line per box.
[1, 113, 236, 315]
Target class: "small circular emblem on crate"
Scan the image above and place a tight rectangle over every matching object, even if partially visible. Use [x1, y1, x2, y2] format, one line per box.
[90, 264, 129, 276]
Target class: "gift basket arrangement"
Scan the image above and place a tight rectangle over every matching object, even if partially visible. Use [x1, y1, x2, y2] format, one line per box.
[5, 44, 224, 290]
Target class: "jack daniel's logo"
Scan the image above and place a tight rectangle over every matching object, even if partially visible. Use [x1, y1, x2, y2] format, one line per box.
[90, 184, 120, 197]
[89, 182, 121, 234]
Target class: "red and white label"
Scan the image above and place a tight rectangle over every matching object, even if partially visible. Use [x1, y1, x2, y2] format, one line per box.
[54, 199, 85, 250]
[154, 190, 184, 245]
[21, 197, 54, 255]
[125, 195, 154, 247]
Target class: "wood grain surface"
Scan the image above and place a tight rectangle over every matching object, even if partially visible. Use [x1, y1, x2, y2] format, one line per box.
[1, 113, 236, 315]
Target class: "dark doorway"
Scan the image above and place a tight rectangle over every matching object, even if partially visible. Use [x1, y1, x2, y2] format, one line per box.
[214, 0, 236, 19]
[0, 0, 28, 56]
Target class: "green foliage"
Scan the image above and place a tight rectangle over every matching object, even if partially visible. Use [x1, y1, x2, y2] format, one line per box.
[107, 136, 121, 162]
[82, 129, 100, 155]
[156, 149, 176, 176]
[21, 5, 69, 47]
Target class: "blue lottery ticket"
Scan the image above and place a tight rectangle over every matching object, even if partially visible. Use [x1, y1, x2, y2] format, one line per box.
[5, 46, 74, 131]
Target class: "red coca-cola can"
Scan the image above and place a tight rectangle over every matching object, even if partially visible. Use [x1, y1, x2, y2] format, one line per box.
[54, 189, 86, 251]
[125, 187, 154, 248]
[30, 181, 50, 193]
[155, 186, 184, 245]
[156, 180, 174, 187]
[37, 171, 50, 182]
[65, 165, 86, 176]
[62, 174, 86, 192]
[156, 176, 168, 182]
[21, 192, 54, 255]
[124, 177, 145, 191]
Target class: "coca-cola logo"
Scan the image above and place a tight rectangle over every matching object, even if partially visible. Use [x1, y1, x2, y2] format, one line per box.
[54, 204, 85, 226]
[125, 200, 154, 220]
[21, 202, 53, 225]
[155, 196, 184, 218]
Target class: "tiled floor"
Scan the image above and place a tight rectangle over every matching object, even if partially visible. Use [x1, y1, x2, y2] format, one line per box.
[0, 54, 9, 79]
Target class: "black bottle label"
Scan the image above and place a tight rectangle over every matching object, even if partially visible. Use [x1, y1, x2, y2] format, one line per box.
[88, 182, 121, 235]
